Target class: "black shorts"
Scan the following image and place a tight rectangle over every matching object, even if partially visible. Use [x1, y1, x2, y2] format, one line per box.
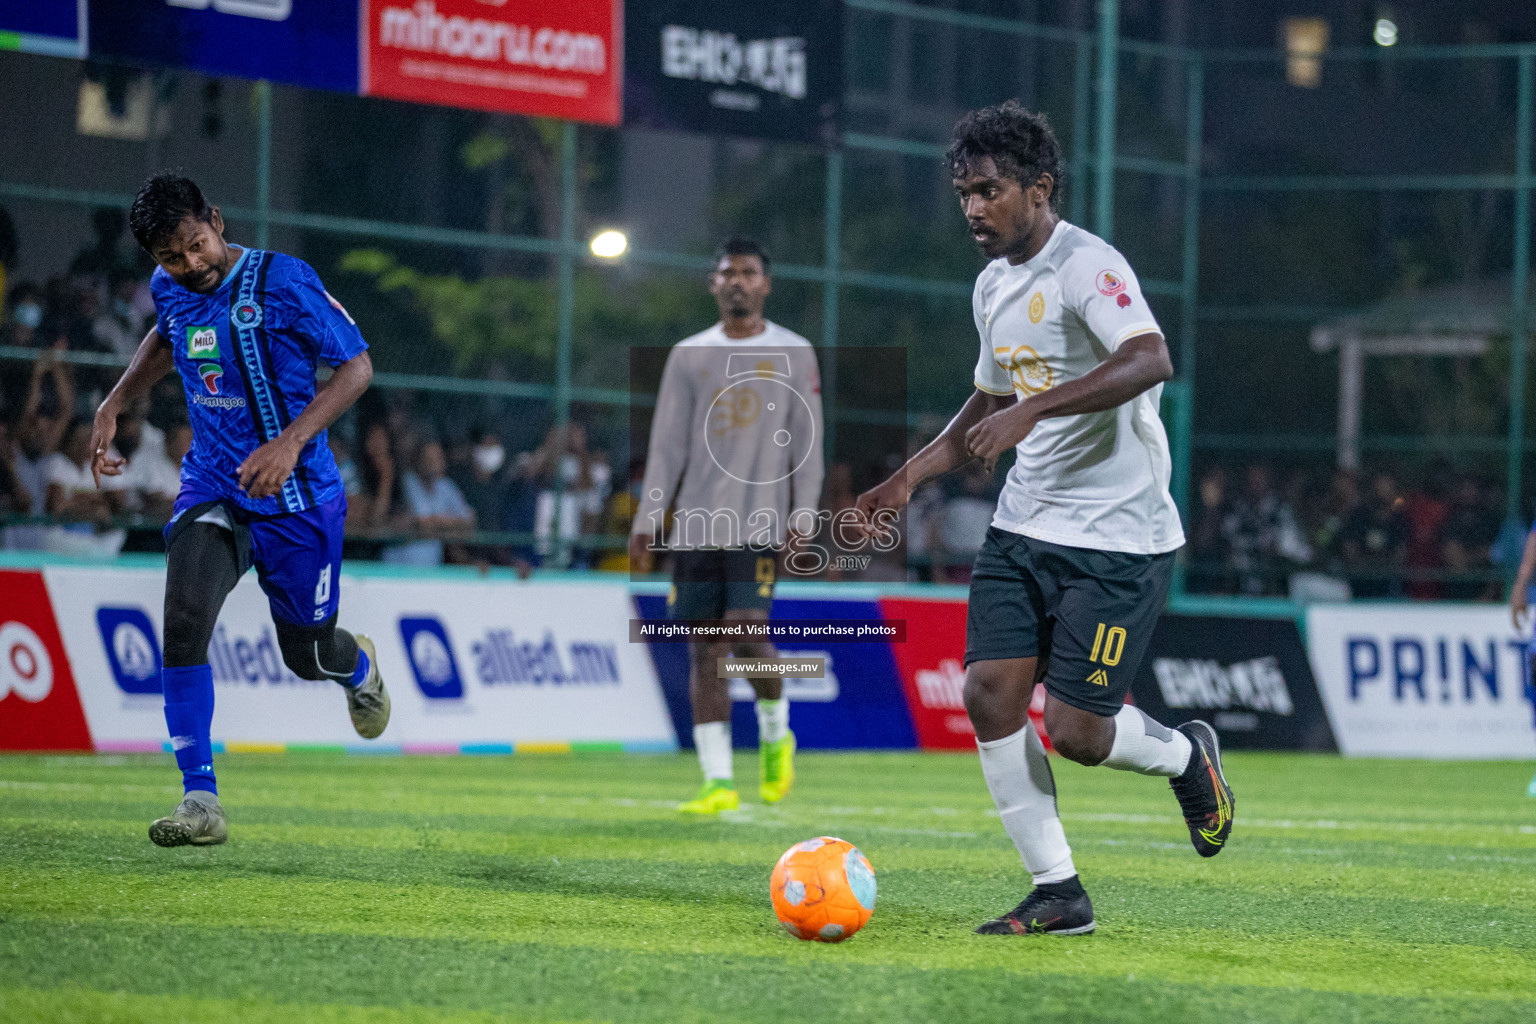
[964, 527, 1175, 717]
[667, 545, 777, 620]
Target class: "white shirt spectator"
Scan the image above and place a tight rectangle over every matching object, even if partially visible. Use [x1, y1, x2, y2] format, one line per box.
[42, 449, 126, 557]
[402, 471, 472, 520]
[382, 470, 473, 566]
[121, 443, 182, 509]
[45, 449, 126, 499]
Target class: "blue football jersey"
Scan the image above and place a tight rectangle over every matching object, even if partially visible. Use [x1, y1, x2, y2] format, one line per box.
[152, 247, 367, 515]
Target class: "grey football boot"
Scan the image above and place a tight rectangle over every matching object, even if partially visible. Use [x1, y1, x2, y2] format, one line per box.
[149, 790, 227, 848]
[345, 634, 391, 739]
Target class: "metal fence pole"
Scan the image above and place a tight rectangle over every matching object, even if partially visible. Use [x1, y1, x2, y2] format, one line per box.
[551, 121, 578, 566]
[254, 80, 271, 249]
[1093, 0, 1119, 240]
[1509, 53, 1533, 529]
[822, 149, 843, 460]
[1070, 35, 1092, 227]
[1171, 56, 1203, 522]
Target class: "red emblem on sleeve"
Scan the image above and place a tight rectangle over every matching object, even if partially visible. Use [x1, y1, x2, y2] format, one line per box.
[1117, 293, 1132, 308]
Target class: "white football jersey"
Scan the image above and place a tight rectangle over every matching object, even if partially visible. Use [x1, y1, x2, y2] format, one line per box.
[972, 220, 1185, 555]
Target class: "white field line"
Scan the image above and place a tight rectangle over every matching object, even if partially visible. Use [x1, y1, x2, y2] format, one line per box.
[1068, 811, 1536, 837]
[0, 779, 176, 794]
[6, 780, 1533, 840]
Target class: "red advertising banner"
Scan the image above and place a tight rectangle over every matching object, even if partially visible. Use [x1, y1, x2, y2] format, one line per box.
[880, 596, 1051, 751]
[0, 570, 92, 752]
[362, 0, 623, 124]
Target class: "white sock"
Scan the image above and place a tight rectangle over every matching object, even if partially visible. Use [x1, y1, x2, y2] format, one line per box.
[693, 721, 733, 783]
[977, 724, 1077, 885]
[1102, 705, 1192, 777]
[755, 698, 789, 744]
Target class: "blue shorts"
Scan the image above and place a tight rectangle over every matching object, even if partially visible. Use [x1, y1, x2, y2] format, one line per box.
[165, 491, 346, 627]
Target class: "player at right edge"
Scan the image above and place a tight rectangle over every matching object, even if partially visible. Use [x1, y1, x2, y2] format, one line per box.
[854, 101, 1234, 935]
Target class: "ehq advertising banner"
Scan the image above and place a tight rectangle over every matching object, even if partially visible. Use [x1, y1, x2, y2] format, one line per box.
[37, 566, 674, 751]
[1130, 615, 1336, 752]
[625, 0, 841, 145]
[361, 0, 623, 124]
[1306, 603, 1536, 759]
[87, 0, 361, 94]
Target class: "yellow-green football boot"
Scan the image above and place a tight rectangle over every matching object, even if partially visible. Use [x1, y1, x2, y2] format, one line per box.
[760, 730, 796, 804]
[679, 779, 739, 814]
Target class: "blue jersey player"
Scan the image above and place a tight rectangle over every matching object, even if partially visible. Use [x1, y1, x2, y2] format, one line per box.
[89, 175, 390, 847]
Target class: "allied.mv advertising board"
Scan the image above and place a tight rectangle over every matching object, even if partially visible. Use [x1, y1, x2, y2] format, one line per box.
[39, 566, 675, 751]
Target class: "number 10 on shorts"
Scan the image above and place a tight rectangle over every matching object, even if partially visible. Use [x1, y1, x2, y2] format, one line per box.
[1088, 623, 1125, 666]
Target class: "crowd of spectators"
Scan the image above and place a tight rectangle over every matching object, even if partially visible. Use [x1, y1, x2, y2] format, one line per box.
[0, 324, 627, 570]
[851, 437, 1514, 600]
[1186, 462, 1510, 600]
[0, 209, 1520, 595]
[0, 206, 635, 571]
[338, 399, 621, 572]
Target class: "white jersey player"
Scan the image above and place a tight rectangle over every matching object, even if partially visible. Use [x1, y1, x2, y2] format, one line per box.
[855, 101, 1234, 935]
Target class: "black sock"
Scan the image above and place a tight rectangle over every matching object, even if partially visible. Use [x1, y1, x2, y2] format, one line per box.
[1035, 875, 1086, 899]
[1174, 727, 1202, 783]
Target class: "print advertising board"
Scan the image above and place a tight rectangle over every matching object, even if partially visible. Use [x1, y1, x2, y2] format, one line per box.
[1306, 603, 1536, 759]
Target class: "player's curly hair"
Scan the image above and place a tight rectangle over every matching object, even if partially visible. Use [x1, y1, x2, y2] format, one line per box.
[946, 100, 1064, 210]
[129, 173, 215, 252]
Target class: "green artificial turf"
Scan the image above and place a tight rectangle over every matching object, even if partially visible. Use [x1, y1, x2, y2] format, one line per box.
[2, 750, 1535, 1022]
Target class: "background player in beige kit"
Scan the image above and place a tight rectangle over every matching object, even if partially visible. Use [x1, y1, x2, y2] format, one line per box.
[629, 238, 825, 814]
[854, 100, 1235, 935]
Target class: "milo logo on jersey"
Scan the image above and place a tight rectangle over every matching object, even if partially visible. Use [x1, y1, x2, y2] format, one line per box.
[187, 326, 220, 359]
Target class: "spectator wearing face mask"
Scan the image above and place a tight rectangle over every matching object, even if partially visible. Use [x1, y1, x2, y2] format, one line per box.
[3, 281, 44, 349]
[529, 422, 608, 568]
[458, 426, 510, 536]
[90, 269, 146, 360]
